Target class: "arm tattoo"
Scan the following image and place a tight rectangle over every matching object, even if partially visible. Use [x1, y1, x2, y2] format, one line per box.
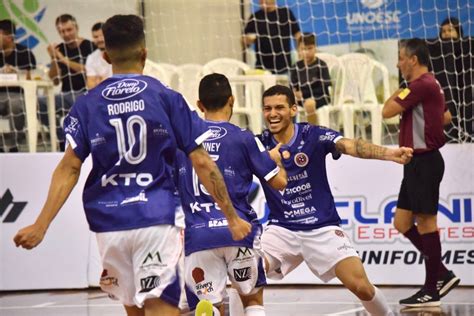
[209, 167, 227, 203]
[355, 138, 387, 159]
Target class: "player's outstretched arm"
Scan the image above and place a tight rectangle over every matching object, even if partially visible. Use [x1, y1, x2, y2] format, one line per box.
[13, 146, 83, 249]
[267, 143, 287, 190]
[335, 138, 413, 165]
[188, 146, 251, 241]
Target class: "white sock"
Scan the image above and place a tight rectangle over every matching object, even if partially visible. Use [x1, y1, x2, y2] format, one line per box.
[244, 305, 265, 316]
[212, 306, 221, 316]
[360, 286, 393, 316]
[228, 288, 245, 316]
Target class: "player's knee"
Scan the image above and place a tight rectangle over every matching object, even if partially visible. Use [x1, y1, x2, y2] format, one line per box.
[393, 215, 411, 234]
[351, 282, 375, 301]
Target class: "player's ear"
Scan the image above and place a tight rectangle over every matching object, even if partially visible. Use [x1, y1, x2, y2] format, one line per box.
[290, 103, 298, 118]
[103, 51, 111, 64]
[141, 47, 147, 65]
[196, 100, 205, 113]
[228, 95, 234, 108]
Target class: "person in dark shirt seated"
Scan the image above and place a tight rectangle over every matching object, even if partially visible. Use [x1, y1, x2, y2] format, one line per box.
[290, 33, 331, 125]
[0, 19, 37, 152]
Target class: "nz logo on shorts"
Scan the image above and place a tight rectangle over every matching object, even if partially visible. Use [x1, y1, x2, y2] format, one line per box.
[102, 79, 148, 101]
[233, 267, 251, 282]
[139, 275, 160, 293]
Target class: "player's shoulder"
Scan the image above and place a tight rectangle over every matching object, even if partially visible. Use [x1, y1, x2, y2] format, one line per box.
[299, 123, 338, 140]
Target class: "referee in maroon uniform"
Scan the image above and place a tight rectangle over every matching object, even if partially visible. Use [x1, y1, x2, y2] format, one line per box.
[383, 38, 460, 308]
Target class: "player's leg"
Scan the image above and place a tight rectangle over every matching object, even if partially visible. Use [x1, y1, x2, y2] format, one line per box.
[124, 305, 144, 316]
[239, 287, 265, 316]
[260, 225, 304, 280]
[303, 98, 318, 125]
[96, 230, 143, 315]
[184, 248, 228, 315]
[335, 257, 391, 315]
[300, 227, 392, 315]
[144, 298, 180, 316]
[226, 245, 267, 316]
[132, 225, 184, 315]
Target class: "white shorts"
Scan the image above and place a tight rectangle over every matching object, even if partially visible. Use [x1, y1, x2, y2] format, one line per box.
[184, 245, 266, 308]
[261, 225, 359, 282]
[96, 225, 184, 307]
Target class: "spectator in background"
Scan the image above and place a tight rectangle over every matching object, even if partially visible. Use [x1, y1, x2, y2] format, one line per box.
[0, 19, 36, 152]
[433, 17, 472, 143]
[290, 33, 331, 125]
[439, 17, 463, 40]
[39, 14, 95, 150]
[243, 0, 301, 74]
[86, 22, 112, 89]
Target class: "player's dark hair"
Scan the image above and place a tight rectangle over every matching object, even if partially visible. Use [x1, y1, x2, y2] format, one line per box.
[102, 15, 145, 50]
[298, 32, 316, 46]
[0, 19, 16, 35]
[91, 22, 103, 32]
[55, 14, 77, 26]
[401, 38, 430, 67]
[439, 17, 464, 39]
[262, 85, 296, 106]
[199, 73, 232, 111]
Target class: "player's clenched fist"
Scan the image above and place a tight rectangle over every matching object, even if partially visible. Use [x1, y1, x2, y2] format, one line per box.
[13, 224, 46, 250]
[227, 217, 252, 241]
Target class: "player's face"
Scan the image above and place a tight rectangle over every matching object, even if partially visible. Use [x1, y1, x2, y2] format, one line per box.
[92, 29, 105, 50]
[57, 20, 79, 43]
[441, 24, 459, 40]
[397, 47, 414, 82]
[263, 94, 297, 135]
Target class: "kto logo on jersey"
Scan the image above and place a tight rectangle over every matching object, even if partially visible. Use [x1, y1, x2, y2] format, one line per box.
[294, 153, 309, 167]
[102, 79, 148, 101]
[207, 126, 227, 141]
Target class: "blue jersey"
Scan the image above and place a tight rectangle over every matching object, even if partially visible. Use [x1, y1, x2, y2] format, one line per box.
[175, 121, 279, 256]
[63, 74, 210, 232]
[259, 123, 342, 231]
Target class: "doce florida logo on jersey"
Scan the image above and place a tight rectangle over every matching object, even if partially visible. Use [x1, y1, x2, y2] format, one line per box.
[207, 126, 228, 141]
[102, 79, 148, 101]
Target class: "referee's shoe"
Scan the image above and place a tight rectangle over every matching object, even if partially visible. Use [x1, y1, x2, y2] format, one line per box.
[399, 289, 440, 307]
[437, 270, 460, 298]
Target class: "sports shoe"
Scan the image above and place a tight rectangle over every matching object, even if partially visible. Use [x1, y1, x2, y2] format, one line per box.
[437, 270, 460, 298]
[399, 289, 440, 307]
[195, 299, 214, 316]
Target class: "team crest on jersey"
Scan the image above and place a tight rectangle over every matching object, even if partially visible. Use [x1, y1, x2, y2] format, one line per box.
[294, 152, 309, 167]
[102, 78, 148, 101]
[207, 126, 227, 141]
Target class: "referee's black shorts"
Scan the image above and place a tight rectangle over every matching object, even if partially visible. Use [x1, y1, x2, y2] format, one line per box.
[397, 149, 444, 215]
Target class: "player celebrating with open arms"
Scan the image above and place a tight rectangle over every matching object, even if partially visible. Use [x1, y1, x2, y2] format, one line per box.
[257, 85, 413, 316]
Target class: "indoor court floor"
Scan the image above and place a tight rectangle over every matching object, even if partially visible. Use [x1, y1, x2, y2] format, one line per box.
[0, 285, 472, 316]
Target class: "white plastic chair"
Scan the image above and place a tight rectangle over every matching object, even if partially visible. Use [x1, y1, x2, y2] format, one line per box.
[203, 58, 263, 134]
[158, 62, 179, 90]
[143, 59, 172, 87]
[175, 63, 204, 113]
[337, 53, 389, 145]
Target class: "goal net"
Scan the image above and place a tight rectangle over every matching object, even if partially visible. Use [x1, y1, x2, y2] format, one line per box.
[0, 0, 472, 152]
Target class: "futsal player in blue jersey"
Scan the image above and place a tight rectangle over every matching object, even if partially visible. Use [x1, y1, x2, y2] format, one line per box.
[175, 74, 287, 316]
[257, 85, 414, 316]
[13, 15, 251, 316]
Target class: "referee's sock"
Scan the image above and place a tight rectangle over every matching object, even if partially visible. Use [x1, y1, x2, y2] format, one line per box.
[421, 231, 442, 294]
[404, 225, 449, 276]
[360, 286, 393, 316]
